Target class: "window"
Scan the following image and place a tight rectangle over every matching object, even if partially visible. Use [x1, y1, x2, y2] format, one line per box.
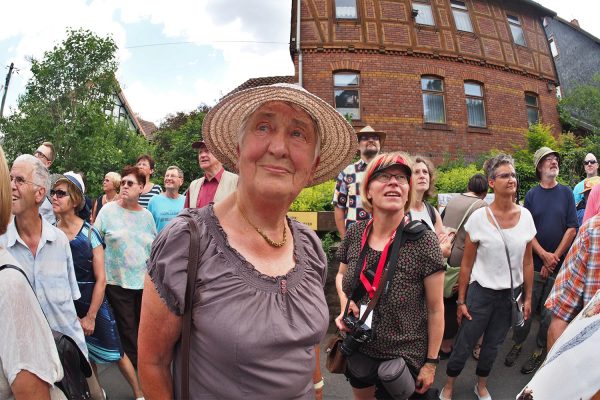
[336, 0, 357, 19]
[421, 76, 446, 124]
[525, 93, 539, 125]
[451, 0, 473, 32]
[413, 2, 435, 26]
[549, 38, 558, 57]
[464, 82, 486, 127]
[334, 72, 360, 120]
[507, 15, 526, 46]
[556, 86, 562, 99]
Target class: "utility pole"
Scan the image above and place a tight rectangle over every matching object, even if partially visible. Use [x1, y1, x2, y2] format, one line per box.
[0, 63, 15, 118]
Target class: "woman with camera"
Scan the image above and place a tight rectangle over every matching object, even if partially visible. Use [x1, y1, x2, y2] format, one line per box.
[439, 154, 535, 400]
[335, 152, 445, 399]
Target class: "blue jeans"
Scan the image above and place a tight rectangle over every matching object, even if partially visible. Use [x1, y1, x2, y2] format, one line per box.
[513, 271, 555, 348]
[446, 282, 512, 378]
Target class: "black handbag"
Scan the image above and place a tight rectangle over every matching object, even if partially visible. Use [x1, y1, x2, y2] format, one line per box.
[0, 264, 92, 400]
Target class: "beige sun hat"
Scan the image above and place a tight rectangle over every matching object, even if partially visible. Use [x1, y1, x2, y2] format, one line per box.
[357, 125, 386, 147]
[202, 83, 357, 186]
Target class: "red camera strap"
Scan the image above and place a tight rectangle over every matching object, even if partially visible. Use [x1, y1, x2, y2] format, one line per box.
[358, 220, 396, 299]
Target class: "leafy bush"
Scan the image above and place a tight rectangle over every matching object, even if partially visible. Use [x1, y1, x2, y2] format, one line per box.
[436, 164, 482, 194]
[290, 180, 336, 212]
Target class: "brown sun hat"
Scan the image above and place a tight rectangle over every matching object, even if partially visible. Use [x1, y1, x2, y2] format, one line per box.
[202, 83, 357, 186]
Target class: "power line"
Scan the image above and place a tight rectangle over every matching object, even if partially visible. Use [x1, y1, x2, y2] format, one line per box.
[125, 39, 289, 49]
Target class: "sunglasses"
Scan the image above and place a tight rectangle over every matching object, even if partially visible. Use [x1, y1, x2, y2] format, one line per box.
[120, 179, 138, 187]
[584, 160, 598, 165]
[359, 134, 380, 142]
[50, 189, 69, 199]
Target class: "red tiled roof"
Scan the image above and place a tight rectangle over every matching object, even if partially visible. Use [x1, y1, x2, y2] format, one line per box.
[138, 118, 158, 139]
[226, 75, 296, 97]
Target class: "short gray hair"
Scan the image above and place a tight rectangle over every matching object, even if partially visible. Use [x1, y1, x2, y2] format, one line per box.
[484, 153, 515, 180]
[237, 101, 322, 161]
[166, 165, 184, 179]
[14, 154, 50, 192]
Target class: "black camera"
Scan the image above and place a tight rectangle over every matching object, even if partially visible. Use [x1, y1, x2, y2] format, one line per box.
[340, 314, 373, 357]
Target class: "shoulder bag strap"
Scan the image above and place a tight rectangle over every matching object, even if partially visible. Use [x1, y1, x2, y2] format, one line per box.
[358, 222, 405, 324]
[0, 264, 30, 283]
[485, 207, 516, 300]
[180, 214, 201, 400]
[450, 199, 485, 253]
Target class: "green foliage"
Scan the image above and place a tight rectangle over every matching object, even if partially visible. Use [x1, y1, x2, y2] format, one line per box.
[558, 73, 600, 133]
[319, 231, 339, 262]
[0, 28, 153, 196]
[436, 164, 482, 194]
[151, 109, 209, 191]
[289, 180, 335, 211]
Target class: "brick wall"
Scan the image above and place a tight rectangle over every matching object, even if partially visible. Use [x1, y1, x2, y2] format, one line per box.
[296, 51, 561, 162]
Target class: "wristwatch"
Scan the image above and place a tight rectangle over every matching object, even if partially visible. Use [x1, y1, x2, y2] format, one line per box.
[425, 357, 440, 364]
[456, 300, 466, 306]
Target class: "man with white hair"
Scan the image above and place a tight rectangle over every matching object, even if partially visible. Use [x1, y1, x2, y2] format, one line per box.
[0, 154, 87, 358]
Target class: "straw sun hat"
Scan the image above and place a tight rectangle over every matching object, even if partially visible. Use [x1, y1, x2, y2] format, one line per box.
[202, 83, 357, 186]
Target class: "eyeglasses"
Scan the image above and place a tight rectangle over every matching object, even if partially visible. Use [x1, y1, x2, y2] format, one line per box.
[494, 172, 517, 180]
[34, 151, 50, 162]
[584, 160, 598, 165]
[373, 172, 409, 184]
[50, 189, 69, 199]
[358, 134, 380, 142]
[120, 179, 138, 187]
[10, 175, 39, 187]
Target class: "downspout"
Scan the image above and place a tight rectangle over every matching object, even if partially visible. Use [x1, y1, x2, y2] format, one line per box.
[296, 0, 303, 86]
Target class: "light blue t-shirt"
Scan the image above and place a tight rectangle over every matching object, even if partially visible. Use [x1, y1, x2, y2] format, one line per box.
[147, 194, 185, 232]
[573, 179, 585, 205]
[94, 202, 157, 289]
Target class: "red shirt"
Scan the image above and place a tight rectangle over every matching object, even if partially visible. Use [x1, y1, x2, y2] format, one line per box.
[185, 168, 224, 208]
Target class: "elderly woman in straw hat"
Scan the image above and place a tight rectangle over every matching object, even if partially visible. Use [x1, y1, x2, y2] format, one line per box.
[138, 83, 356, 399]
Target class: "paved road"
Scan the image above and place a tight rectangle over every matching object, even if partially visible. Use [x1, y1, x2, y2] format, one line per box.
[98, 318, 541, 399]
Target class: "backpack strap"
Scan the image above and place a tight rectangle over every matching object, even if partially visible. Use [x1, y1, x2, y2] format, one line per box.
[424, 201, 437, 225]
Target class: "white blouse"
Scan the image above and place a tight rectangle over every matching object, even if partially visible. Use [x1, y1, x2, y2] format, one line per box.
[465, 207, 536, 290]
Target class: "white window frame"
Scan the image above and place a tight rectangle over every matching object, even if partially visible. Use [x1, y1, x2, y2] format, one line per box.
[421, 76, 446, 124]
[549, 37, 558, 57]
[413, 1, 435, 26]
[334, 72, 361, 120]
[507, 14, 527, 46]
[335, 0, 358, 19]
[464, 82, 486, 128]
[451, 0, 473, 32]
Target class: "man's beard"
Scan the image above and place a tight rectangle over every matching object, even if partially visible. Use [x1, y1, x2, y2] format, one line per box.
[362, 148, 379, 158]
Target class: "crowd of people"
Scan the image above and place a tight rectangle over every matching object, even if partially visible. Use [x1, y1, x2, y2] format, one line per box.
[0, 82, 598, 400]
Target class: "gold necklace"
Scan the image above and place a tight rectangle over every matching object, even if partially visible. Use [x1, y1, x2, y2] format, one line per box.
[238, 202, 287, 248]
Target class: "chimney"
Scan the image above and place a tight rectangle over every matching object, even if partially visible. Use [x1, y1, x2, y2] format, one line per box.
[571, 19, 580, 27]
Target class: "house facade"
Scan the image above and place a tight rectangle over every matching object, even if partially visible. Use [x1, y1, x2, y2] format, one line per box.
[290, 0, 561, 160]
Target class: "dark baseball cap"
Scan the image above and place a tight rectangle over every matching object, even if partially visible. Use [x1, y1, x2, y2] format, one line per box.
[191, 140, 207, 149]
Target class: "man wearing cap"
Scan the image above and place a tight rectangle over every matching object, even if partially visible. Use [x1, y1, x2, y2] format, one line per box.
[573, 153, 598, 206]
[332, 125, 384, 238]
[33, 141, 57, 224]
[504, 147, 577, 374]
[148, 166, 185, 232]
[0, 155, 87, 358]
[184, 140, 238, 209]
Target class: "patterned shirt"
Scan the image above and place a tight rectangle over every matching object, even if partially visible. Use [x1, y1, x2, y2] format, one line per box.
[332, 160, 370, 228]
[138, 183, 162, 208]
[546, 215, 600, 323]
[337, 220, 444, 372]
[94, 202, 157, 289]
[0, 218, 87, 358]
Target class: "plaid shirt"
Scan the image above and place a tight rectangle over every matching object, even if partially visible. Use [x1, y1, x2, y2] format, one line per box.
[332, 159, 371, 228]
[545, 214, 600, 322]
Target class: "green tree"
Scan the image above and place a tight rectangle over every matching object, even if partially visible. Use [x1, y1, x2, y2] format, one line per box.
[559, 73, 600, 133]
[0, 28, 153, 196]
[151, 108, 210, 191]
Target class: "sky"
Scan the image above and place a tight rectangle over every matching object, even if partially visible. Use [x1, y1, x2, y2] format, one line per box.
[0, 0, 598, 125]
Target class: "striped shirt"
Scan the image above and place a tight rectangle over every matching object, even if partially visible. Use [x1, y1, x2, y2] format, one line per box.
[138, 183, 162, 208]
[545, 215, 600, 322]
